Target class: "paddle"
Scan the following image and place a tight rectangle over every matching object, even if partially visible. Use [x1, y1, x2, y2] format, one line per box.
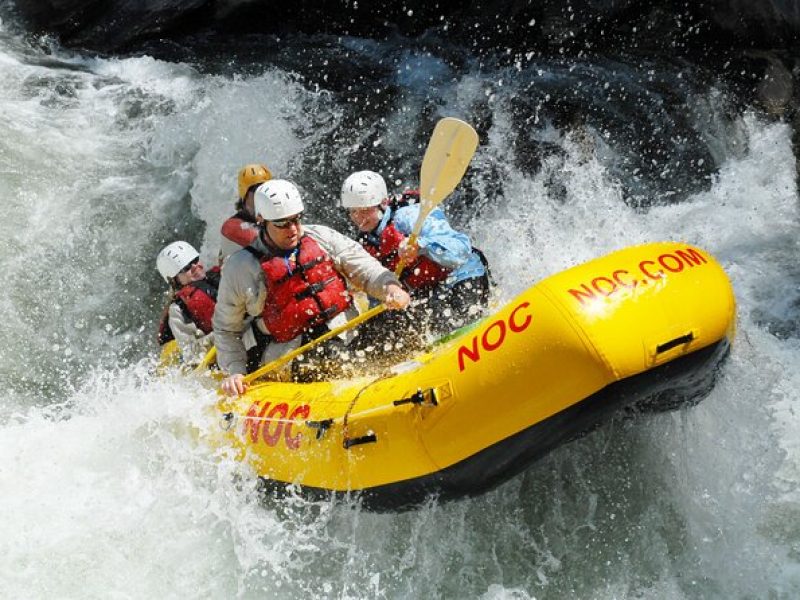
[394, 117, 480, 275]
[241, 304, 384, 383]
[194, 345, 217, 372]
[239, 117, 479, 385]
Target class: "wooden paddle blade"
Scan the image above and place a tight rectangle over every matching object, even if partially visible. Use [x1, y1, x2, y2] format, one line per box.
[419, 117, 479, 209]
[395, 117, 479, 275]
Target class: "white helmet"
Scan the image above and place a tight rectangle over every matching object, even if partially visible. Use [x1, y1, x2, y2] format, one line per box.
[156, 241, 200, 282]
[254, 179, 305, 221]
[340, 170, 388, 208]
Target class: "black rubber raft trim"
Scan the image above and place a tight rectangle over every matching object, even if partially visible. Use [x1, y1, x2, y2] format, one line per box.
[258, 337, 730, 511]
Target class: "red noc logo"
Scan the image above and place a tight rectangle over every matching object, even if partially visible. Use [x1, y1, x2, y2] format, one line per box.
[241, 401, 311, 450]
[457, 302, 533, 372]
[567, 247, 708, 306]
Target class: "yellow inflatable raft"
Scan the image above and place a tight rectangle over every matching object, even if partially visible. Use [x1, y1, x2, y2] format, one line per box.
[189, 241, 735, 510]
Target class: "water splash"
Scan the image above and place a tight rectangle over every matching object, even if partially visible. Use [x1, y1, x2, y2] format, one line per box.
[0, 23, 799, 599]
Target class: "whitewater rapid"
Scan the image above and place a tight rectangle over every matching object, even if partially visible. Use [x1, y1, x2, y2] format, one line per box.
[1, 20, 799, 599]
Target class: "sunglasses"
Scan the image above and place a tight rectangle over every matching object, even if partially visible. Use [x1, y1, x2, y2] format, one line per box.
[269, 213, 304, 229]
[178, 257, 199, 275]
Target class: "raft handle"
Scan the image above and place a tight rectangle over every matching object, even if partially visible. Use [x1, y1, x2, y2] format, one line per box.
[393, 388, 439, 407]
[656, 333, 694, 354]
[306, 419, 334, 440]
[343, 432, 377, 449]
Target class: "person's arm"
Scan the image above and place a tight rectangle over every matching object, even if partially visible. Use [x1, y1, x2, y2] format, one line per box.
[306, 225, 403, 302]
[393, 206, 473, 269]
[219, 217, 260, 266]
[212, 251, 265, 376]
[167, 303, 214, 365]
[221, 216, 259, 247]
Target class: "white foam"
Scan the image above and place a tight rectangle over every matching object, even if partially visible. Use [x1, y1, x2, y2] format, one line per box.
[1, 25, 800, 597]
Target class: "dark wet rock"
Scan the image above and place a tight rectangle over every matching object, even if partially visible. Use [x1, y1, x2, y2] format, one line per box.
[10, 1, 800, 56]
[12, 0, 210, 49]
[9, 0, 800, 202]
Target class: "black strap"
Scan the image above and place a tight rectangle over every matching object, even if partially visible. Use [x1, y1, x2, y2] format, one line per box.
[295, 254, 324, 275]
[472, 246, 494, 286]
[172, 296, 194, 325]
[204, 268, 221, 290]
[244, 244, 293, 284]
[187, 277, 218, 302]
[318, 305, 340, 321]
[343, 433, 378, 449]
[157, 316, 175, 345]
[244, 245, 268, 260]
[272, 254, 324, 287]
[157, 296, 194, 346]
[294, 277, 338, 301]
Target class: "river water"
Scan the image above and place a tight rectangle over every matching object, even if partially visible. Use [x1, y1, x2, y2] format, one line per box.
[1, 14, 799, 599]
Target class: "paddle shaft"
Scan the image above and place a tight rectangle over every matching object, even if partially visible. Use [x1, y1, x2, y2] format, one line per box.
[243, 304, 386, 384]
[392, 226, 423, 277]
[195, 345, 217, 372]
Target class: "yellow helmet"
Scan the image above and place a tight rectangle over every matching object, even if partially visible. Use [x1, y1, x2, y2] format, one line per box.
[237, 164, 272, 200]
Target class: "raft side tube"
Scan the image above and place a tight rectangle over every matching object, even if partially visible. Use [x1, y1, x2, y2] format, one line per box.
[408, 242, 735, 472]
[211, 242, 736, 501]
[222, 375, 445, 490]
[256, 337, 731, 511]
[540, 242, 736, 378]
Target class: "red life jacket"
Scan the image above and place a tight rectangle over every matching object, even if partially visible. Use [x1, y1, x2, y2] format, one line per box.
[157, 268, 220, 345]
[250, 236, 352, 343]
[221, 213, 259, 248]
[359, 211, 450, 292]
